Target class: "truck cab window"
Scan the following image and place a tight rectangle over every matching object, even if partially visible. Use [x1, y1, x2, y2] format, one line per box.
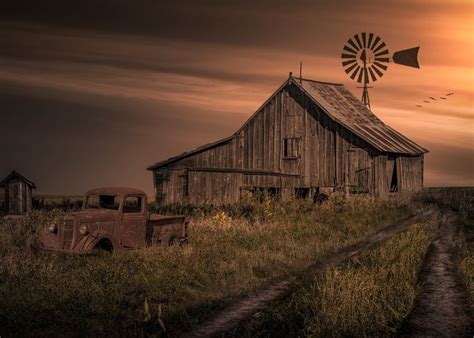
[85, 194, 120, 210]
[123, 196, 142, 213]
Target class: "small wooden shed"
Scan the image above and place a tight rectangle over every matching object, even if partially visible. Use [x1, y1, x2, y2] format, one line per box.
[0, 171, 36, 214]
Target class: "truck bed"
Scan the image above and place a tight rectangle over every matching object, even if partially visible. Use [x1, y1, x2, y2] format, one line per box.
[149, 214, 186, 225]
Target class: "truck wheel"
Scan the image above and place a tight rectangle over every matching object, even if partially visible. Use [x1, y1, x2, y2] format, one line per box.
[93, 239, 113, 253]
[161, 233, 178, 246]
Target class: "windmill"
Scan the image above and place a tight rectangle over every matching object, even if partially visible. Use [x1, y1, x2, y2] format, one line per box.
[341, 32, 420, 108]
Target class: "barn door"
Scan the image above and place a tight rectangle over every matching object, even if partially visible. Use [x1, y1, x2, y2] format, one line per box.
[346, 148, 369, 194]
[387, 157, 398, 192]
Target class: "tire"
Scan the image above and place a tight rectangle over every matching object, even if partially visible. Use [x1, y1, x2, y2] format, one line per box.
[93, 238, 113, 253]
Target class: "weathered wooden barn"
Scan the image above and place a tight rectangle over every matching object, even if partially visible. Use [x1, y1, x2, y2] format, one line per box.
[148, 75, 428, 205]
[0, 170, 36, 214]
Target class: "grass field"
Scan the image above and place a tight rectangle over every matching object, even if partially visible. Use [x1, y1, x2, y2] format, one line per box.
[233, 220, 436, 337]
[0, 189, 472, 336]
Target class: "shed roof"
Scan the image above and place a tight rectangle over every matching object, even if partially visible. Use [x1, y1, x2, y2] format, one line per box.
[148, 75, 427, 170]
[147, 136, 233, 170]
[0, 170, 36, 189]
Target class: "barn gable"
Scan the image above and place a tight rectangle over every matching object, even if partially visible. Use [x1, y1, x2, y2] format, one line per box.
[148, 75, 427, 204]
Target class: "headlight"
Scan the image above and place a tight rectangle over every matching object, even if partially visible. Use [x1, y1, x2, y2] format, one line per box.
[48, 223, 57, 233]
[79, 224, 89, 235]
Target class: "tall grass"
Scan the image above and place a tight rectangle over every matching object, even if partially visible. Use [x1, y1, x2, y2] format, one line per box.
[0, 195, 410, 336]
[304, 222, 435, 336]
[235, 220, 436, 337]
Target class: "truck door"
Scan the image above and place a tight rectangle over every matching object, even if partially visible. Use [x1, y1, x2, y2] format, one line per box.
[120, 195, 147, 248]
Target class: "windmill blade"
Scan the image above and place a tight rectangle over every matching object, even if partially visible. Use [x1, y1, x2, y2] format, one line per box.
[362, 32, 367, 48]
[347, 38, 359, 51]
[370, 65, 384, 78]
[392, 47, 420, 68]
[367, 33, 374, 50]
[344, 62, 358, 74]
[373, 41, 386, 54]
[357, 67, 364, 83]
[374, 49, 389, 57]
[373, 61, 388, 71]
[341, 53, 356, 59]
[368, 67, 377, 82]
[370, 36, 381, 49]
[350, 66, 361, 80]
[342, 59, 357, 67]
[354, 34, 363, 49]
[343, 45, 358, 55]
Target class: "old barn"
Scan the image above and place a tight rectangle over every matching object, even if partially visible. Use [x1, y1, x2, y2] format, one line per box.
[148, 75, 428, 205]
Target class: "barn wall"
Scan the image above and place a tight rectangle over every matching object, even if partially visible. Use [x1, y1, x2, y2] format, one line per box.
[398, 155, 424, 192]
[188, 171, 242, 205]
[372, 154, 424, 196]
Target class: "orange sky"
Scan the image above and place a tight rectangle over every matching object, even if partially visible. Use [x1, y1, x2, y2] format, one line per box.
[0, 0, 473, 194]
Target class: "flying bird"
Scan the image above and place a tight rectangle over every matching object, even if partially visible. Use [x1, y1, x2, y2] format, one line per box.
[429, 97, 437, 100]
[423, 100, 430, 103]
[440, 97, 447, 100]
[416, 105, 423, 108]
[446, 93, 454, 96]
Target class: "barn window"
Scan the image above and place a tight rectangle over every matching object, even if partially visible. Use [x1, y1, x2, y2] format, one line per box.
[283, 138, 300, 158]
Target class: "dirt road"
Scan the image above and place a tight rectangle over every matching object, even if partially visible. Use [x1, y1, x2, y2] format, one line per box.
[400, 215, 472, 337]
[183, 212, 431, 338]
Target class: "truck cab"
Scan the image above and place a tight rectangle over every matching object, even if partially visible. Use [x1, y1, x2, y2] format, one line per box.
[38, 187, 188, 253]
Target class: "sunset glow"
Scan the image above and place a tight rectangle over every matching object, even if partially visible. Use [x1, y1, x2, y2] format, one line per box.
[1, 0, 473, 194]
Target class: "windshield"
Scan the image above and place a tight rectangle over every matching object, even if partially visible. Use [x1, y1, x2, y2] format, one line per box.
[84, 194, 120, 210]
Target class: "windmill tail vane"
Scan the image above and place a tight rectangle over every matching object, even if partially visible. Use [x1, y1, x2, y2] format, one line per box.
[341, 32, 421, 108]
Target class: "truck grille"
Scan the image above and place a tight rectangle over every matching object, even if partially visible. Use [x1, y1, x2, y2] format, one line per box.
[59, 220, 74, 249]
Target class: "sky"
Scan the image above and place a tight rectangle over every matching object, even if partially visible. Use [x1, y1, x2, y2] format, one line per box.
[1, 0, 473, 195]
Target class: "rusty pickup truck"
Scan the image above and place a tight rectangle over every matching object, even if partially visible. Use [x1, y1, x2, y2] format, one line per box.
[38, 187, 188, 253]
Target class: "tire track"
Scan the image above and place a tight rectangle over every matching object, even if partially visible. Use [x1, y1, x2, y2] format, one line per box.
[400, 214, 473, 337]
[183, 211, 431, 338]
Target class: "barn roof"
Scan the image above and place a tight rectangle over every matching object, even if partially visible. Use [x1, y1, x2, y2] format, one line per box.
[147, 136, 233, 170]
[148, 75, 427, 170]
[0, 170, 36, 189]
[294, 78, 428, 155]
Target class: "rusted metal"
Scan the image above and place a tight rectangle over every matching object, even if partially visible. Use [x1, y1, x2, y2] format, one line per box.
[37, 187, 188, 253]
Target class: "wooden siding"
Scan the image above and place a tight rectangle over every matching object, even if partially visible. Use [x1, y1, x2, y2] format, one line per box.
[152, 82, 424, 204]
[3, 178, 33, 214]
[188, 171, 242, 205]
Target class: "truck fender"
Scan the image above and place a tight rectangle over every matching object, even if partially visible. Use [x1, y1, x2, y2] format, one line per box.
[79, 230, 121, 252]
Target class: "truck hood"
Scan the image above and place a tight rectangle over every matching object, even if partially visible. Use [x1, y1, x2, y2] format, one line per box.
[67, 209, 118, 223]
